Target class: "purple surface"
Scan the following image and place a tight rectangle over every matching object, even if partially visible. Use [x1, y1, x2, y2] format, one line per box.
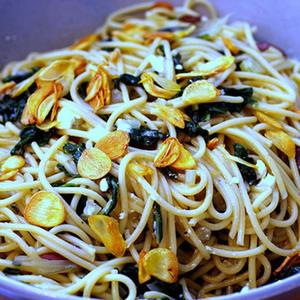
[1, 0, 300, 299]
[0, 0, 300, 68]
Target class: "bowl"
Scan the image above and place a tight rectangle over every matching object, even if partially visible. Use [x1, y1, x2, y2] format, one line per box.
[0, 0, 299, 299]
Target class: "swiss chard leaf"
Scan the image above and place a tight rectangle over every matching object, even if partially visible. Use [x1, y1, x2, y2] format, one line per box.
[113, 74, 141, 88]
[2, 268, 21, 275]
[183, 121, 209, 140]
[11, 125, 53, 156]
[173, 53, 185, 73]
[233, 143, 257, 185]
[2, 67, 40, 84]
[101, 175, 119, 216]
[63, 142, 86, 164]
[0, 94, 27, 124]
[129, 127, 168, 150]
[160, 167, 179, 180]
[56, 163, 79, 178]
[187, 87, 256, 122]
[158, 26, 189, 33]
[153, 202, 163, 243]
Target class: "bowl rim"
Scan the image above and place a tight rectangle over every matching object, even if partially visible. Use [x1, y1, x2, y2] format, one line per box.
[0, 271, 299, 299]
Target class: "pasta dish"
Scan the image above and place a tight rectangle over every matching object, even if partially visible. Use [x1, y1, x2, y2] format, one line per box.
[0, 0, 300, 298]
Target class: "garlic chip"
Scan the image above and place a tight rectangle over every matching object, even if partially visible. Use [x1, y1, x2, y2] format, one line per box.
[265, 130, 295, 158]
[77, 147, 112, 179]
[139, 248, 179, 283]
[182, 80, 219, 106]
[255, 111, 282, 129]
[96, 130, 130, 160]
[88, 215, 126, 257]
[176, 56, 235, 79]
[172, 143, 196, 170]
[69, 34, 99, 50]
[154, 137, 181, 168]
[128, 162, 153, 177]
[85, 66, 111, 112]
[152, 104, 185, 128]
[24, 191, 65, 227]
[141, 72, 181, 99]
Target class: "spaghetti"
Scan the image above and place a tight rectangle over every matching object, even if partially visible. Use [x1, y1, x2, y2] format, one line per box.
[0, 0, 300, 298]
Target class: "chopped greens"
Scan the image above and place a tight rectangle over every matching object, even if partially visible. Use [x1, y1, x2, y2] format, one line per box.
[11, 125, 53, 156]
[173, 53, 185, 73]
[63, 142, 86, 164]
[56, 163, 79, 178]
[187, 87, 256, 122]
[158, 26, 189, 33]
[160, 167, 179, 180]
[2, 67, 40, 84]
[113, 73, 141, 88]
[233, 143, 257, 185]
[183, 121, 209, 140]
[101, 175, 119, 216]
[153, 202, 163, 243]
[129, 127, 168, 149]
[0, 93, 27, 124]
[2, 268, 21, 275]
[198, 34, 212, 41]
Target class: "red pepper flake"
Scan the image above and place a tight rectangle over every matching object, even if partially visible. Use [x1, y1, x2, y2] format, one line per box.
[257, 41, 286, 56]
[257, 41, 270, 52]
[152, 1, 174, 10]
[274, 252, 300, 275]
[296, 146, 300, 171]
[179, 15, 201, 24]
[40, 253, 66, 260]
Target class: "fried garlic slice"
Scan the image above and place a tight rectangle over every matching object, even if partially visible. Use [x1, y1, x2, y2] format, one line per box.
[154, 137, 181, 168]
[176, 56, 235, 79]
[265, 130, 295, 158]
[25, 191, 65, 227]
[139, 248, 179, 283]
[88, 215, 126, 257]
[96, 130, 130, 161]
[141, 72, 181, 99]
[152, 104, 185, 128]
[182, 80, 219, 106]
[77, 147, 112, 180]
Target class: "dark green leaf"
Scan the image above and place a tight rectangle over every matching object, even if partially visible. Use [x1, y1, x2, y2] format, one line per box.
[113, 74, 141, 88]
[160, 167, 178, 180]
[153, 203, 163, 243]
[11, 125, 53, 156]
[158, 26, 189, 33]
[0, 94, 27, 124]
[2, 67, 40, 84]
[198, 34, 212, 41]
[184, 121, 209, 140]
[2, 268, 21, 275]
[129, 127, 168, 150]
[56, 163, 79, 178]
[173, 53, 185, 73]
[233, 143, 257, 185]
[102, 175, 119, 216]
[63, 142, 86, 164]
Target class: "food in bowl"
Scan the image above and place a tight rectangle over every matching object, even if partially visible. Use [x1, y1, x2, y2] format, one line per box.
[0, 0, 300, 299]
